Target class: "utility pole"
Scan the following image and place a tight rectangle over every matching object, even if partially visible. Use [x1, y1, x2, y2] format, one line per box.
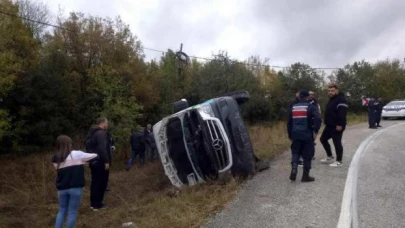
[178, 43, 183, 78]
[175, 43, 190, 96]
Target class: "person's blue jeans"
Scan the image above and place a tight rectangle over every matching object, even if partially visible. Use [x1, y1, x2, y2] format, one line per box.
[126, 149, 145, 170]
[55, 187, 83, 228]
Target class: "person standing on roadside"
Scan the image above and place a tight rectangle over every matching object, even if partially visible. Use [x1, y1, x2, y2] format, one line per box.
[287, 90, 321, 182]
[309, 90, 321, 160]
[375, 97, 383, 127]
[309, 91, 321, 114]
[87, 117, 111, 211]
[320, 84, 348, 167]
[288, 90, 305, 166]
[52, 135, 98, 228]
[368, 98, 377, 129]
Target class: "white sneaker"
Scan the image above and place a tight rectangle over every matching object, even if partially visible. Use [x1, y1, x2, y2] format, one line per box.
[320, 157, 334, 163]
[329, 161, 343, 167]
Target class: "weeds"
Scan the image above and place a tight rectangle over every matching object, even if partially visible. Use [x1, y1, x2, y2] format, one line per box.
[347, 113, 368, 125]
[0, 117, 365, 227]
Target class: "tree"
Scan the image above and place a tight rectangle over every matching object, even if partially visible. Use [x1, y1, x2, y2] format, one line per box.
[0, 0, 39, 97]
[336, 60, 375, 112]
[268, 63, 325, 119]
[47, 12, 145, 127]
[1, 0, 404, 154]
[87, 65, 142, 154]
[196, 52, 260, 99]
[158, 49, 191, 114]
[0, 0, 39, 145]
[373, 59, 405, 101]
[135, 60, 165, 124]
[1, 10, 147, 154]
[15, 0, 51, 39]
[185, 58, 203, 105]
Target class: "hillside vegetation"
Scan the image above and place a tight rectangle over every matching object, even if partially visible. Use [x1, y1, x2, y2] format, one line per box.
[0, 0, 403, 155]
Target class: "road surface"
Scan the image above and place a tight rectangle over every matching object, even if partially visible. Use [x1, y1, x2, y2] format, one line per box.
[204, 120, 405, 228]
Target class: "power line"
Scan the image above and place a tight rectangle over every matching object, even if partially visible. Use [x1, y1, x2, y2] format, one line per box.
[143, 47, 167, 54]
[1, 10, 343, 70]
[0, 10, 72, 32]
[144, 47, 342, 70]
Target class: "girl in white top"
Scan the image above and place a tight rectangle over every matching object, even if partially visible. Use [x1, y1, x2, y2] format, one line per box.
[52, 135, 97, 228]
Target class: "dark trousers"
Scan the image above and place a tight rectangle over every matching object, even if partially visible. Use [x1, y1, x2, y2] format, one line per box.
[296, 143, 316, 161]
[126, 149, 145, 170]
[106, 169, 110, 188]
[291, 139, 314, 171]
[90, 163, 108, 208]
[376, 112, 382, 125]
[146, 146, 157, 161]
[150, 147, 157, 161]
[368, 112, 376, 127]
[320, 126, 344, 162]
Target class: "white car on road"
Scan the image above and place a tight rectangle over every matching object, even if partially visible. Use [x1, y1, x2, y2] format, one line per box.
[382, 100, 405, 119]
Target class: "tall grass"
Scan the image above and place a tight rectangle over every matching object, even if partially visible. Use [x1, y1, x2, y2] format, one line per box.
[0, 117, 365, 227]
[0, 154, 240, 227]
[249, 122, 290, 159]
[347, 113, 368, 125]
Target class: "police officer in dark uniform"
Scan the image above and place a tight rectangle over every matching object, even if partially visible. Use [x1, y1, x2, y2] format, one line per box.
[288, 90, 304, 166]
[287, 90, 321, 182]
[368, 98, 377, 129]
[375, 97, 383, 127]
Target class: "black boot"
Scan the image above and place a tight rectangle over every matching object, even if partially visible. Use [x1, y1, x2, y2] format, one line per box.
[301, 170, 315, 182]
[290, 167, 298, 181]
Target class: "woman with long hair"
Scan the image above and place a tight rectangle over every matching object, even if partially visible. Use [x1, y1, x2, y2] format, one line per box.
[52, 135, 97, 228]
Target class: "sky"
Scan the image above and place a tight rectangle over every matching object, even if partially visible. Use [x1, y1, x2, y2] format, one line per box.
[44, 0, 405, 69]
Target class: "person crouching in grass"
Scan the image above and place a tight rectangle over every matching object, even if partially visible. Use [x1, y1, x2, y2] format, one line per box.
[52, 135, 98, 228]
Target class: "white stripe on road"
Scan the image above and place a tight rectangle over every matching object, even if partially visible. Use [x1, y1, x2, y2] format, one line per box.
[337, 122, 405, 228]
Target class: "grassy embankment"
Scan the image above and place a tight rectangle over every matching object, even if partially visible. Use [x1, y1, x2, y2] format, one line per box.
[0, 114, 366, 227]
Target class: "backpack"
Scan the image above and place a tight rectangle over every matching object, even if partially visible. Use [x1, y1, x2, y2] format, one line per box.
[84, 128, 101, 153]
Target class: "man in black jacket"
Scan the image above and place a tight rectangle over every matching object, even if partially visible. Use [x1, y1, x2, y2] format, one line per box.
[125, 126, 146, 171]
[88, 117, 111, 210]
[320, 84, 348, 167]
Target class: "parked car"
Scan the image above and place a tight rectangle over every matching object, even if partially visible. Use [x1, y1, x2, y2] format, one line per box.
[153, 91, 269, 188]
[382, 100, 405, 120]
